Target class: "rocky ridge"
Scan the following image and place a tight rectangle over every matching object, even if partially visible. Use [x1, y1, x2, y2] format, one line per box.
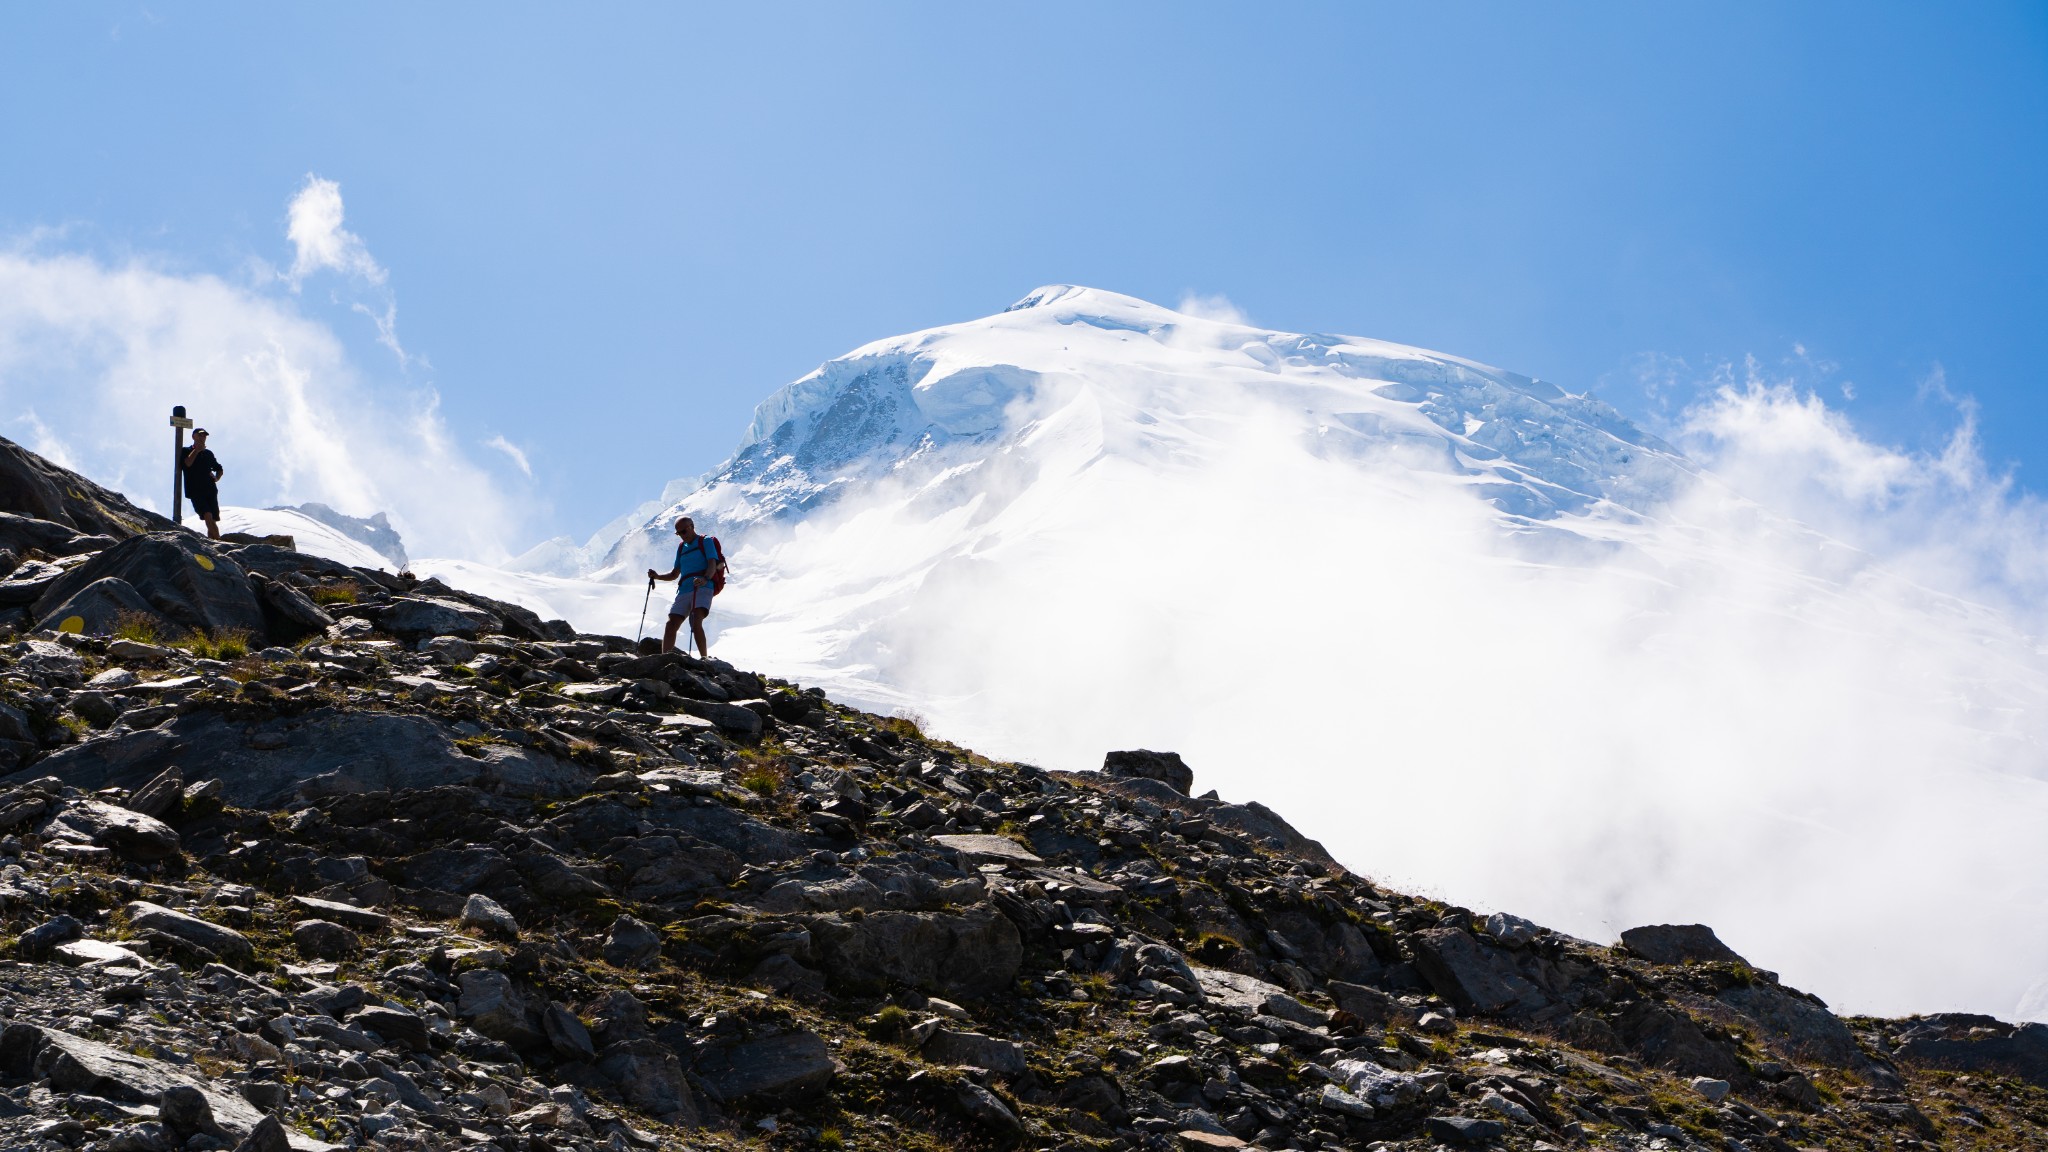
[0, 444, 2042, 1152]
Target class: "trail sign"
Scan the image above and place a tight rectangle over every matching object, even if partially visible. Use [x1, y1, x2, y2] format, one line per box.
[171, 405, 188, 524]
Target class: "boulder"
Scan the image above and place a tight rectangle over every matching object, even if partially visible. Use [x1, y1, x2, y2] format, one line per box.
[676, 698, 765, 739]
[954, 1081, 1021, 1132]
[602, 915, 663, 969]
[805, 904, 1022, 999]
[1620, 923, 1748, 966]
[33, 577, 171, 639]
[542, 1003, 596, 1061]
[11, 638, 83, 684]
[0, 1024, 266, 1140]
[1426, 1115, 1505, 1145]
[0, 436, 173, 538]
[456, 969, 543, 1048]
[291, 919, 361, 960]
[594, 1039, 699, 1121]
[34, 533, 266, 642]
[248, 574, 333, 644]
[693, 1030, 837, 1104]
[125, 766, 184, 818]
[460, 893, 520, 939]
[378, 596, 500, 640]
[1410, 927, 1549, 1016]
[350, 1006, 430, 1053]
[288, 895, 390, 932]
[922, 1028, 1028, 1076]
[159, 1085, 218, 1139]
[1102, 748, 1194, 795]
[49, 798, 181, 861]
[125, 901, 253, 966]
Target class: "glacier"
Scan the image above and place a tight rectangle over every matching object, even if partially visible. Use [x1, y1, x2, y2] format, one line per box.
[428, 285, 2048, 1024]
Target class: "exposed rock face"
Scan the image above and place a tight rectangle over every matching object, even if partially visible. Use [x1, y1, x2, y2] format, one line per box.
[0, 435, 174, 538]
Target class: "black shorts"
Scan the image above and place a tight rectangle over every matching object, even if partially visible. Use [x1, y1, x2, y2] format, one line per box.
[188, 490, 220, 519]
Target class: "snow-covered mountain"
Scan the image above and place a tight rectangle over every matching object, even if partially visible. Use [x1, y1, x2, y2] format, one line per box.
[219, 504, 407, 571]
[503, 286, 2048, 1025]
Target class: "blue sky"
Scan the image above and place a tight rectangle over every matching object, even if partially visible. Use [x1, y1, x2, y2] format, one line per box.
[2, 2, 2045, 552]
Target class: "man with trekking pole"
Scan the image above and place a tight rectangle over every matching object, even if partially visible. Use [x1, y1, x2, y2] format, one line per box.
[647, 516, 725, 658]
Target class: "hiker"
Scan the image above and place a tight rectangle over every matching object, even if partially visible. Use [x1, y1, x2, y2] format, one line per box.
[647, 516, 725, 658]
[182, 428, 225, 540]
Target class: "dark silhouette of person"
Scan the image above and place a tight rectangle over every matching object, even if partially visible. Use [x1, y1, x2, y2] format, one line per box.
[183, 428, 224, 540]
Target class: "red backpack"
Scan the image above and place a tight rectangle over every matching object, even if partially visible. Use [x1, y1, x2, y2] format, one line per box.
[706, 536, 728, 594]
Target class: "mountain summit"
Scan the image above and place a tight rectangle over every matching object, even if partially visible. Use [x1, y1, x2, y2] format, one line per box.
[596, 285, 1693, 569]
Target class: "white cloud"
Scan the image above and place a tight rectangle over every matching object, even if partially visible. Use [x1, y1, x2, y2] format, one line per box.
[1174, 291, 1249, 325]
[0, 244, 518, 559]
[670, 352, 2048, 1024]
[285, 176, 385, 289]
[485, 435, 532, 477]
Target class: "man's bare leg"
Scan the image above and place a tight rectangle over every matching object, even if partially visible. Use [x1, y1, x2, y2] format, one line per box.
[661, 614, 684, 654]
[203, 514, 221, 540]
[689, 608, 710, 659]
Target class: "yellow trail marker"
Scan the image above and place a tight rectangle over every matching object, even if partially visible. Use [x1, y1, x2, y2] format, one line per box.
[58, 616, 84, 634]
[193, 554, 216, 571]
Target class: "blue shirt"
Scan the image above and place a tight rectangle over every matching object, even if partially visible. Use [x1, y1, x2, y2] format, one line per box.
[675, 537, 717, 582]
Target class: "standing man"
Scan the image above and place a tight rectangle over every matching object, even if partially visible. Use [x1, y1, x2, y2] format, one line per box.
[182, 428, 225, 540]
[648, 516, 724, 658]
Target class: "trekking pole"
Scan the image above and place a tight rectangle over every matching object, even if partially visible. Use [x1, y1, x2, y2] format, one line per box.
[635, 576, 653, 645]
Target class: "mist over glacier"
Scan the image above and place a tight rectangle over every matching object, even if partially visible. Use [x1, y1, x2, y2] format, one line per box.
[509, 287, 2048, 1024]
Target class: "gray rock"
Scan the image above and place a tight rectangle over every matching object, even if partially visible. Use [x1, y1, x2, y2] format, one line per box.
[290, 919, 361, 960]
[1484, 912, 1540, 947]
[461, 892, 520, 938]
[922, 1029, 1027, 1076]
[249, 575, 333, 644]
[35, 577, 170, 639]
[601, 914, 662, 969]
[350, 1006, 429, 1053]
[124, 766, 183, 818]
[1426, 1115, 1505, 1145]
[1410, 927, 1548, 1016]
[68, 690, 120, 729]
[0, 441, 173, 538]
[1689, 1076, 1731, 1101]
[932, 833, 1045, 867]
[676, 698, 764, 739]
[1892, 1014, 2048, 1087]
[287, 895, 390, 932]
[159, 1085, 217, 1138]
[694, 1030, 837, 1103]
[1326, 980, 1395, 1026]
[11, 638, 83, 683]
[1102, 748, 1194, 794]
[50, 798, 181, 860]
[1620, 923, 1748, 966]
[17, 914, 84, 958]
[231, 1116, 291, 1152]
[955, 1081, 1021, 1131]
[594, 1039, 699, 1121]
[11, 707, 591, 808]
[0, 1024, 265, 1140]
[805, 904, 1022, 999]
[378, 595, 501, 640]
[542, 1002, 596, 1061]
[32, 533, 266, 642]
[456, 969, 542, 1048]
[125, 901, 252, 966]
